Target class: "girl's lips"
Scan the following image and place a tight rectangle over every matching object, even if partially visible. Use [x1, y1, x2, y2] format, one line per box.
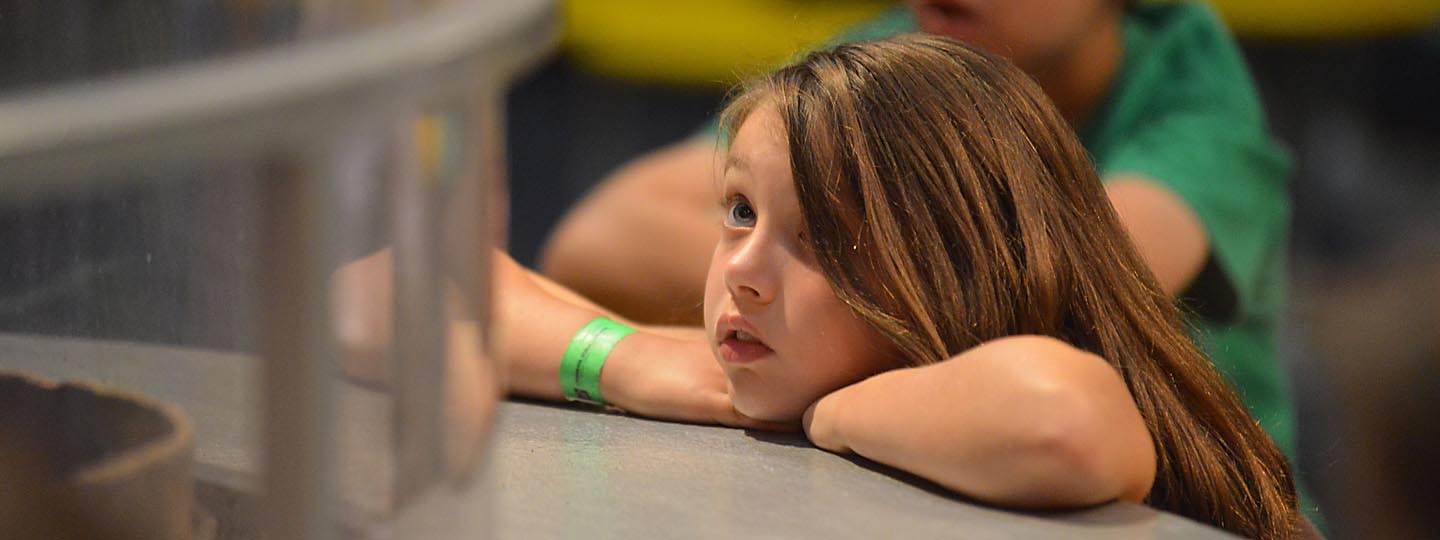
[718, 338, 774, 364]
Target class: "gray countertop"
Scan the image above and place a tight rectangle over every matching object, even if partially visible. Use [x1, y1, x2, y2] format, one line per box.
[0, 333, 1236, 539]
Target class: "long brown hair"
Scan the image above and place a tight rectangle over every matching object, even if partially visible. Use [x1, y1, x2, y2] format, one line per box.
[722, 34, 1301, 539]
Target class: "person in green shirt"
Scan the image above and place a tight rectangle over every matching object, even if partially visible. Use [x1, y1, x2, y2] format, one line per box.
[540, 0, 1310, 521]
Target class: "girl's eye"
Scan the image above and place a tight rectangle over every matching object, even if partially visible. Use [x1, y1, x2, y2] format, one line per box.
[725, 197, 757, 228]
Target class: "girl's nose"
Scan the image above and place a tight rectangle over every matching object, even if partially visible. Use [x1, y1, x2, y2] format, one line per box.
[722, 237, 776, 307]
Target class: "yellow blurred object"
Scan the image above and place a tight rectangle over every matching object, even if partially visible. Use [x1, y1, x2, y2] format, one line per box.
[563, 0, 1439, 87]
[1207, 0, 1440, 39]
[562, 0, 895, 86]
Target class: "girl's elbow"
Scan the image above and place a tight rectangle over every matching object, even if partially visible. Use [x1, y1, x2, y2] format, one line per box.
[1010, 386, 1153, 507]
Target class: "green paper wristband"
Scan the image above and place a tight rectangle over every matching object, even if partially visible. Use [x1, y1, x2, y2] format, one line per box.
[559, 317, 636, 405]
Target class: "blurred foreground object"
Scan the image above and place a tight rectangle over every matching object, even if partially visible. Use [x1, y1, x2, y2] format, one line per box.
[0, 0, 557, 538]
[0, 371, 206, 540]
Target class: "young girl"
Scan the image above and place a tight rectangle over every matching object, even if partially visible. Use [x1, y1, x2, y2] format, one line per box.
[541, 0, 1305, 482]
[337, 34, 1304, 540]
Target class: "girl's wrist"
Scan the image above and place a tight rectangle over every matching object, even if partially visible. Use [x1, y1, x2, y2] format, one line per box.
[595, 328, 651, 410]
[803, 386, 853, 454]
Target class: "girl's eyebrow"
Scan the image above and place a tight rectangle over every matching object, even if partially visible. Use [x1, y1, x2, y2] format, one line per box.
[724, 153, 749, 174]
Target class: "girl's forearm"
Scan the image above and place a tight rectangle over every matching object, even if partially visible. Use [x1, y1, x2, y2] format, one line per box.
[805, 335, 1155, 508]
[335, 248, 775, 429]
[492, 251, 724, 415]
[495, 251, 776, 429]
[491, 250, 644, 401]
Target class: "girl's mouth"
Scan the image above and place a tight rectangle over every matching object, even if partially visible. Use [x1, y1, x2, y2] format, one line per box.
[718, 329, 774, 364]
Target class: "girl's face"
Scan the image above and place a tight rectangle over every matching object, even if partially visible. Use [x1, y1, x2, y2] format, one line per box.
[703, 103, 899, 422]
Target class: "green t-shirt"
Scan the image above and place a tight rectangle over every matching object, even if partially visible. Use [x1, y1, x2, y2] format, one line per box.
[1083, 4, 1296, 457]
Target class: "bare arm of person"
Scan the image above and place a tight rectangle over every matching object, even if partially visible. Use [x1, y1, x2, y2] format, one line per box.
[1105, 175, 1209, 296]
[539, 139, 721, 325]
[526, 261, 707, 341]
[803, 335, 1156, 508]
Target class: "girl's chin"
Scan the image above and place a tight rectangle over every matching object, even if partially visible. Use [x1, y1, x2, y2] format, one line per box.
[732, 394, 806, 423]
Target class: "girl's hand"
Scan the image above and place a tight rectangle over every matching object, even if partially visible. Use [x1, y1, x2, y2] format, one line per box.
[602, 332, 794, 432]
[802, 388, 853, 453]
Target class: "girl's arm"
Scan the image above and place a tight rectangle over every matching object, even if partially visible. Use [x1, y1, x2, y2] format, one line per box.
[802, 335, 1156, 508]
[492, 250, 726, 417]
[333, 248, 774, 429]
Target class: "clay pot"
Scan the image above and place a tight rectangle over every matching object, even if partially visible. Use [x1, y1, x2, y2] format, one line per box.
[0, 370, 203, 540]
